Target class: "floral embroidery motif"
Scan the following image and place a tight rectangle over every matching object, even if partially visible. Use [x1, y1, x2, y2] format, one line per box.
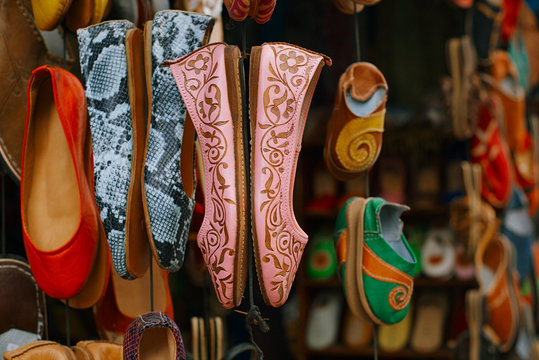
[171, 44, 239, 308]
[254, 44, 326, 306]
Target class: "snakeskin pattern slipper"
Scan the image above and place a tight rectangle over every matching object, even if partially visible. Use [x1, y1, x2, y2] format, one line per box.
[78, 20, 150, 280]
[167, 43, 248, 309]
[141, 10, 214, 273]
[250, 43, 331, 307]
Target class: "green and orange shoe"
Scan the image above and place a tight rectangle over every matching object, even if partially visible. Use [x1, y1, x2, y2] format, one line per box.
[356, 197, 416, 325]
[334, 197, 363, 318]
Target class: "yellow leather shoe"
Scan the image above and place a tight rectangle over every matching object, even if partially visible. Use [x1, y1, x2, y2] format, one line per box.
[90, 0, 112, 25]
[31, 0, 73, 30]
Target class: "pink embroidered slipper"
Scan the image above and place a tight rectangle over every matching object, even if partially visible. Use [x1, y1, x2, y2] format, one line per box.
[223, 0, 276, 24]
[167, 43, 248, 309]
[249, 43, 331, 307]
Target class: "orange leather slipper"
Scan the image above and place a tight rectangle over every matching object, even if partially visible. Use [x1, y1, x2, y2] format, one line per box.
[324, 62, 387, 181]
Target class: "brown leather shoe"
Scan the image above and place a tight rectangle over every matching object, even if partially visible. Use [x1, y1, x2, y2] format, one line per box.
[0, 0, 74, 182]
[3, 341, 76, 359]
[76, 341, 122, 360]
[324, 62, 388, 181]
[0, 258, 46, 337]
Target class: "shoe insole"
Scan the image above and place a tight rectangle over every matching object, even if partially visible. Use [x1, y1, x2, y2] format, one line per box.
[138, 326, 176, 360]
[25, 79, 81, 251]
[345, 87, 386, 117]
[379, 205, 414, 263]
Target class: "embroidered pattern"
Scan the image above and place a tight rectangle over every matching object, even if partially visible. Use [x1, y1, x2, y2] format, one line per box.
[362, 244, 413, 312]
[144, 11, 214, 272]
[252, 44, 328, 306]
[170, 44, 243, 309]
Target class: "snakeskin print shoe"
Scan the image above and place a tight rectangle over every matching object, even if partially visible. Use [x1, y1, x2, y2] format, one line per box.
[250, 43, 331, 307]
[141, 11, 214, 273]
[123, 312, 185, 360]
[78, 21, 150, 280]
[167, 43, 248, 309]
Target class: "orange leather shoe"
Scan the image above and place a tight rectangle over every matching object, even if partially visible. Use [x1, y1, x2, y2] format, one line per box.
[475, 234, 520, 353]
[3, 341, 76, 359]
[324, 62, 388, 181]
[76, 340, 122, 360]
[21, 65, 106, 303]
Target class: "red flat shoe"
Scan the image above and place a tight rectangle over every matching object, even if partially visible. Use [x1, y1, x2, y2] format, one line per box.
[21, 65, 103, 301]
[470, 94, 512, 209]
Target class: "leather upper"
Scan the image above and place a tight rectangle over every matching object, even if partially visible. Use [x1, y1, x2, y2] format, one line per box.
[20, 65, 99, 300]
[250, 43, 331, 307]
[169, 43, 247, 309]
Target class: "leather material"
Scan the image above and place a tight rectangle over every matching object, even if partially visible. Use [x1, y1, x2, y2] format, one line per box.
[123, 312, 185, 360]
[65, 0, 94, 32]
[31, 0, 73, 30]
[76, 341, 122, 360]
[223, 0, 276, 23]
[3, 341, 76, 359]
[91, 0, 112, 25]
[0, 258, 46, 336]
[475, 234, 520, 353]
[470, 95, 512, 209]
[0, 0, 75, 182]
[250, 43, 331, 307]
[93, 266, 174, 343]
[324, 62, 387, 181]
[332, 0, 364, 14]
[20, 65, 101, 301]
[78, 20, 149, 280]
[142, 11, 214, 272]
[168, 43, 248, 309]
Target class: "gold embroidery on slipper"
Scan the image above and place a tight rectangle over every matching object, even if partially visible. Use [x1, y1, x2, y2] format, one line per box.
[177, 46, 235, 306]
[258, 46, 319, 304]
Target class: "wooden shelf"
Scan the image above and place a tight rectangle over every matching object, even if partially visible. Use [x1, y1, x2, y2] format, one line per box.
[415, 276, 477, 288]
[306, 346, 453, 358]
[304, 278, 341, 288]
[303, 277, 476, 289]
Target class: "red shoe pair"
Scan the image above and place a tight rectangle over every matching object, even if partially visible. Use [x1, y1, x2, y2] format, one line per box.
[20, 65, 110, 308]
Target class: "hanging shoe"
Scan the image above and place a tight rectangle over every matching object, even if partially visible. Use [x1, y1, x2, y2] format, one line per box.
[223, 0, 277, 24]
[3, 341, 76, 359]
[475, 234, 520, 353]
[78, 20, 150, 280]
[0, 0, 75, 182]
[75, 340, 122, 360]
[123, 312, 186, 360]
[167, 43, 248, 309]
[470, 93, 512, 209]
[31, 0, 73, 30]
[141, 10, 214, 273]
[0, 258, 46, 337]
[324, 62, 387, 181]
[250, 42, 331, 307]
[21, 65, 109, 307]
[332, 0, 364, 14]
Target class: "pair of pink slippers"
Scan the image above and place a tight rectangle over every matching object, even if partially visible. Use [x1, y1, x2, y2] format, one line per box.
[165, 42, 331, 308]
